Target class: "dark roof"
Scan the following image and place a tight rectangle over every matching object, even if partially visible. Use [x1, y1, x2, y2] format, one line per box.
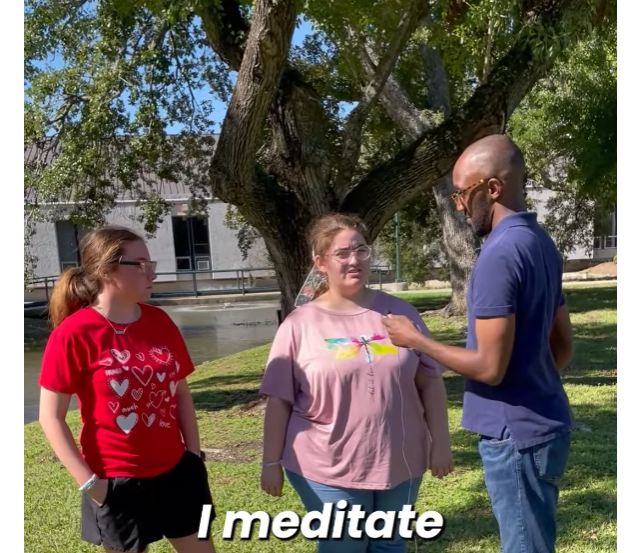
[24, 135, 220, 203]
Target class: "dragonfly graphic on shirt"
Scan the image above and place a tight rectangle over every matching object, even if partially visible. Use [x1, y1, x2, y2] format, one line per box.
[324, 334, 398, 363]
[325, 335, 398, 396]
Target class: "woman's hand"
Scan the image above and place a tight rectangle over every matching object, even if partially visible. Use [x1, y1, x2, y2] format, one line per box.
[430, 442, 454, 479]
[87, 479, 109, 506]
[261, 464, 284, 497]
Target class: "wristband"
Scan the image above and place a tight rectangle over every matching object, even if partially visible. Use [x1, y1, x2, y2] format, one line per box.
[262, 460, 281, 467]
[79, 474, 98, 493]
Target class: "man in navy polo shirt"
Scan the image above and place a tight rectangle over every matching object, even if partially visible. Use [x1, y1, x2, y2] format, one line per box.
[383, 134, 574, 553]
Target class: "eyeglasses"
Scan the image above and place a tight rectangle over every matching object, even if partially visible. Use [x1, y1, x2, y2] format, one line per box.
[119, 259, 157, 274]
[329, 245, 373, 263]
[450, 178, 491, 205]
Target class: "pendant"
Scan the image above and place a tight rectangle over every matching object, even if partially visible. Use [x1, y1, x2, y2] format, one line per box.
[115, 330, 126, 335]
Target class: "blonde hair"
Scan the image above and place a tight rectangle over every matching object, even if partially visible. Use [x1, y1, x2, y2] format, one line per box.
[48, 226, 143, 328]
[308, 213, 371, 300]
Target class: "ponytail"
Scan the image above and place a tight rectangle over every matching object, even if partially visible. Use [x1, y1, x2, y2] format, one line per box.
[311, 277, 329, 301]
[48, 267, 99, 328]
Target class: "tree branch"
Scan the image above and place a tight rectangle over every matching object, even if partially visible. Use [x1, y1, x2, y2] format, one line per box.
[197, 0, 336, 214]
[264, 68, 337, 214]
[208, 0, 297, 205]
[360, 47, 431, 141]
[334, 0, 430, 194]
[363, 31, 480, 316]
[341, 0, 584, 237]
[196, 0, 249, 71]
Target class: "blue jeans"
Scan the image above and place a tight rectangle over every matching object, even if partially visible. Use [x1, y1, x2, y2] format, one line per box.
[479, 429, 571, 553]
[285, 469, 423, 553]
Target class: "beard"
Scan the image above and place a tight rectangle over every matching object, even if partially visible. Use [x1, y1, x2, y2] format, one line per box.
[468, 196, 493, 238]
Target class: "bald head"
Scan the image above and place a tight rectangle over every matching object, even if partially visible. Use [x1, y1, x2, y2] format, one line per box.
[453, 134, 527, 203]
[451, 134, 528, 237]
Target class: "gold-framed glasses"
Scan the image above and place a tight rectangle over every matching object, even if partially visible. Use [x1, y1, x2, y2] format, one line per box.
[450, 178, 491, 205]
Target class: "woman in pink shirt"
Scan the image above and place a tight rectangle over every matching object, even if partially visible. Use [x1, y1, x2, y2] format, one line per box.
[259, 213, 453, 552]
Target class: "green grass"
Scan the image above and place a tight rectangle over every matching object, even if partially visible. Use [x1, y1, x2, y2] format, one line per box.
[24, 284, 617, 552]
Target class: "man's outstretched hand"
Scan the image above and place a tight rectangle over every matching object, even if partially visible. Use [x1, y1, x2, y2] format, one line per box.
[382, 314, 423, 349]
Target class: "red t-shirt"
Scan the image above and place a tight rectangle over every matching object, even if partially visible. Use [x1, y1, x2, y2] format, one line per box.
[39, 303, 196, 478]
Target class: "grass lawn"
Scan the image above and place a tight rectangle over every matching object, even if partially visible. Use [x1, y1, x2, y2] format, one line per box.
[24, 284, 617, 552]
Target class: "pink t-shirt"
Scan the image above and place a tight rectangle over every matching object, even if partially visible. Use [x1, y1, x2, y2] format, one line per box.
[259, 291, 446, 490]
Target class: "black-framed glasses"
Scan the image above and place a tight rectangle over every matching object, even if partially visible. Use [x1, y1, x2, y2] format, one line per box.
[329, 245, 373, 263]
[119, 259, 157, 274]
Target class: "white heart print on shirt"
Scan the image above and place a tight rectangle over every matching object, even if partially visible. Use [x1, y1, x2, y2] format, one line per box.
[116, 413, 138, 434]
[149, 346, 173, 366]
[111, 349, 131, 364]
[109, 379, 130, 398]
[132, 366, 153, 386]
[143, 413, 156, 427]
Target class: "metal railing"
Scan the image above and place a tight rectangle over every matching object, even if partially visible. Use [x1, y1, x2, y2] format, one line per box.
[25, 266, 394, 303]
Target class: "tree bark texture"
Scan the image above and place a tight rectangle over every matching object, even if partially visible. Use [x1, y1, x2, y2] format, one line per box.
[200, 0, 587, 317]
[422, 42, 480, 316]
[364, 43, 479, 316]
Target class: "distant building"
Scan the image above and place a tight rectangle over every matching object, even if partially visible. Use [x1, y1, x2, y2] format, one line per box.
[525, 181, 616, 266]
[25, 139, 614, 301]
[24, 137, 276, 299]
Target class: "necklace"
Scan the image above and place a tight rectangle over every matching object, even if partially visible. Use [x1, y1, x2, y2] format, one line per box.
[91, 306, 137, 336]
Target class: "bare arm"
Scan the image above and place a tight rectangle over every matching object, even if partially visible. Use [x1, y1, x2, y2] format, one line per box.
[385, 315, 516, 386]
[260, 396, 292, 497]
[38, 388, 95, 486]
[549, 304, 573, 370]
[175, 379, 201, 453]
[262, 396, 292, 464]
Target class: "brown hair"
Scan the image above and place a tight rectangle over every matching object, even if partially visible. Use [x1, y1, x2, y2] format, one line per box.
[308, 213, 371, 300]
[48, 226, 143, 328]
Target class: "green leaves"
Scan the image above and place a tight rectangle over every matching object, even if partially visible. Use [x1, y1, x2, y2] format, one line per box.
[509, 24, 616, 257]
[25, 0, 614, 282]
[509, 26, 616, 205]
[25, 0, 229, 248]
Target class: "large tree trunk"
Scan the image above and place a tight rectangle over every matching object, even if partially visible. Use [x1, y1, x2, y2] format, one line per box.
[433, 176, 479, 316]
[264, 234, 311, 318]
[422, 43, 479, 316]
[203, 0, 587, 319]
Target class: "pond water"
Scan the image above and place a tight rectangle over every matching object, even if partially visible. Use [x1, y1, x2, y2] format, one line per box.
[24, 302, 279, 424]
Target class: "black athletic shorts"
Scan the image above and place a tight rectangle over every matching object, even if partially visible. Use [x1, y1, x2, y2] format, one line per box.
[81, 450, 215, 552]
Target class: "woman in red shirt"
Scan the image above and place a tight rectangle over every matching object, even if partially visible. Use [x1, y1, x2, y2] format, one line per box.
[38, 226, 216, 553]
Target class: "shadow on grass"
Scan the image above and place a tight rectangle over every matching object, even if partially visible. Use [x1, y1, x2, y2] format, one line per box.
[564, 286, 617, 314]
[409, 486, 617, 552]
[561, 375, 617, 386]
[399, 293, 451, 313]
[447, 400, 617, 475]
[192, 387, 261, 412]
[569, 323, 617, 374]
[190, 373, 261, 391]
[413, 501, 499, 552]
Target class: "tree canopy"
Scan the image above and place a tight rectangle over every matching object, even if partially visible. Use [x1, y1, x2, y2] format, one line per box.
[25, 0, 615, 313]
[377, 20, 616, 275]
[509, 25, 616, 257]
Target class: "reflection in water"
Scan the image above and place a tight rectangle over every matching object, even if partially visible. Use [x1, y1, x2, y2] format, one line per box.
[24, 302, 279, 424]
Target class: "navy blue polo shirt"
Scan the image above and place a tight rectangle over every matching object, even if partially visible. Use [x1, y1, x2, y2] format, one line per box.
[461, 212, 574, 449]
